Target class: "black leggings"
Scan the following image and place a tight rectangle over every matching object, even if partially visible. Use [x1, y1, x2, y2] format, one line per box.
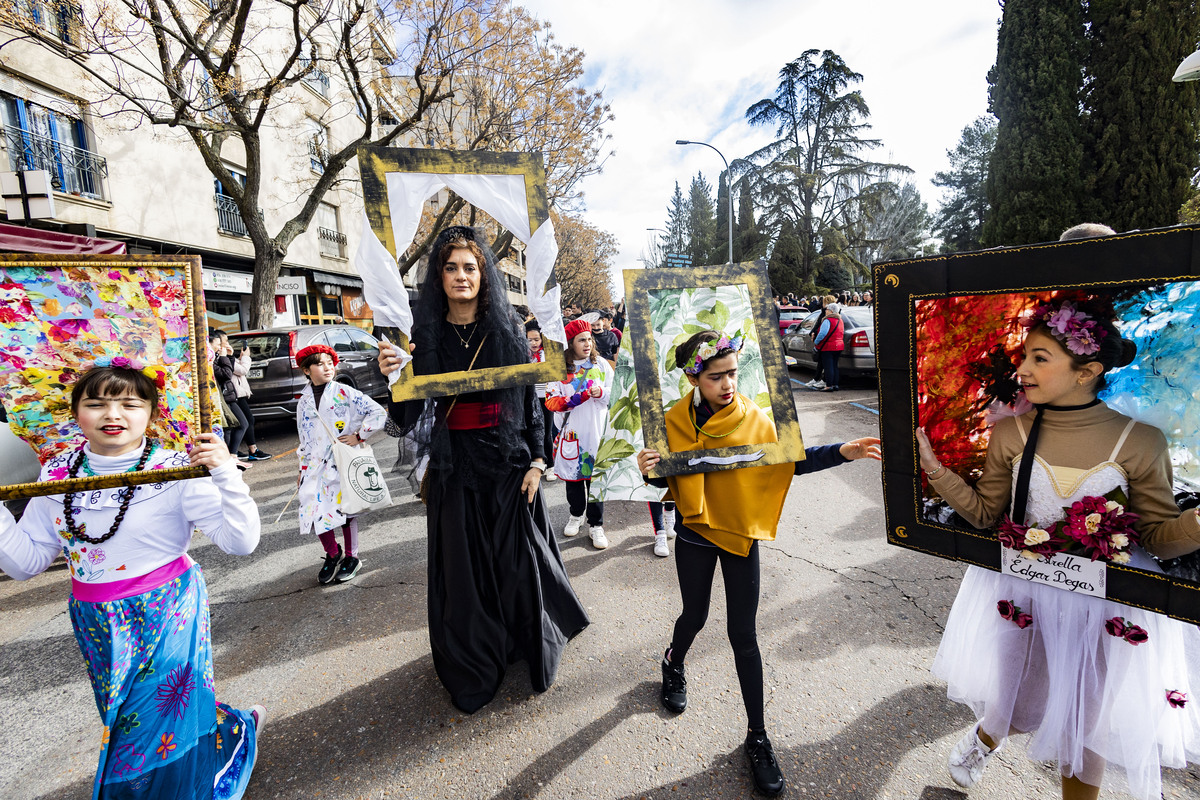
[564, 479, 603, 525]
[669, 537, 763, 730]
[234, 397, 257, 447]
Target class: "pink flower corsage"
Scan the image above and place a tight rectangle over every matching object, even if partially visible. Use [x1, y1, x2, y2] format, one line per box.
[997, 600, 1033, 629]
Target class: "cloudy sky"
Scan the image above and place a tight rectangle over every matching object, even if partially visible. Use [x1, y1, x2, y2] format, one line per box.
[518, 0, 1002, 291]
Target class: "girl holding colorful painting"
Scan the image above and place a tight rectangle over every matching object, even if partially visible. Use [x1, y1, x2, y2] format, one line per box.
[0, 360, 264, 799]
[637, 329, 880, 797]
[916, 299, 1200, 800]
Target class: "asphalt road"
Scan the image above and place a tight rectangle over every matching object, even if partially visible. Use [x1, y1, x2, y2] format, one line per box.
[2, 371, 1197, 799]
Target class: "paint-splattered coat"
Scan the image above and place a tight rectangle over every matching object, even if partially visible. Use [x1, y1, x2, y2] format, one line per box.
[296, 381, 387, 535]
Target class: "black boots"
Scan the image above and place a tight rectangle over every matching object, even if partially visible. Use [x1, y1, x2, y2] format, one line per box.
[660, 650, 687, 713]
[744, 730, 785, 796]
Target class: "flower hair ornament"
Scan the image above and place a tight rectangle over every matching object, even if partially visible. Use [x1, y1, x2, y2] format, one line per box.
[88, 356, 168, 390]
[1020, 300, 1107, 356]
[294, 344, 339, 366]
[684, 334, 745, 376]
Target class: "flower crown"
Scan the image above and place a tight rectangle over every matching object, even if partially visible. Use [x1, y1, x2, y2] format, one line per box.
[683, 334, 744, 375]
[1020, 301, 1107, 356]
[87, 356, 168, 389]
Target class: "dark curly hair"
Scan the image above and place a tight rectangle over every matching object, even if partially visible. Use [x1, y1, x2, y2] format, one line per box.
[1025, 298, 1136, 391]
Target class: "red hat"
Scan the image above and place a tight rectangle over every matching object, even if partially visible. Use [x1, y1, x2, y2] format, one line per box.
[564, 318, 591, 342]
[295, 343, 339, 366]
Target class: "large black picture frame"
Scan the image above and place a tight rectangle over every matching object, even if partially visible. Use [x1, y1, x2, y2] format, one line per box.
[874, 225, 1200, 624]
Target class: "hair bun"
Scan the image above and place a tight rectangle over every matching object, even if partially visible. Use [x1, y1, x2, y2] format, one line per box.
[1117, 338, 1137, 369]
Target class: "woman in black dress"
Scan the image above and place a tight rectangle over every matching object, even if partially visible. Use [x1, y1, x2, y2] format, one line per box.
[379, 225, 589, 713]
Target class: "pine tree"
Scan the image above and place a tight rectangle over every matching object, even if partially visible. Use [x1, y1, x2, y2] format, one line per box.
[663, 182, 690, 262]
[933, 116, 997, 252]
[686, 172, 719, 267]
[713, 173, 732, 263]
[983, 0, 1087, 246]
[767, 219, 806, 296]
[735, 182, 766, 262]
[1083, 0, 1200, 231]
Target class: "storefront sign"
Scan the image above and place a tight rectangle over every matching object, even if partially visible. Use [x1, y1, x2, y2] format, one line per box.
[275, 275, 308, 295]
[202, 268, 254, 294]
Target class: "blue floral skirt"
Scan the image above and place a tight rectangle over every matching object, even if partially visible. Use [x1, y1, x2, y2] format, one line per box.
[69, 564, 258, 800]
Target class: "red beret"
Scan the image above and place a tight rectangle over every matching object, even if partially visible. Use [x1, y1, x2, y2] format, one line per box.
[295, 344, 339, 366]
[564, 318, 591, 342]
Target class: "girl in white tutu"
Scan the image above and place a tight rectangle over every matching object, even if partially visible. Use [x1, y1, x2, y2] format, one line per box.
[916, 299, 1200, 800]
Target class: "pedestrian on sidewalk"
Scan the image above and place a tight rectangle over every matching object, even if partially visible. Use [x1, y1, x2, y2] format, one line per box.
[916, 298, 1200, 800]
[230, 345, 271, 462]
[526, 320, 556, 481]
[813, 301, 844, 392]
[211, 331, 251, 465]
[295, 344, 387, 585]
[803, 295, 835, 390]
[637, 329, 880, 797]
[546, 318, 615, 549]
[0, 360, 265, 800]
[378, 224, 589, 714]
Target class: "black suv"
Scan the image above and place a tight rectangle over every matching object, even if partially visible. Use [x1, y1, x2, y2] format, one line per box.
[227, 325, 390, 420]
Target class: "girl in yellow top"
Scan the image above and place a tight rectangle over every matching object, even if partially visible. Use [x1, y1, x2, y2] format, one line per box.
[637, 329, 880, 797]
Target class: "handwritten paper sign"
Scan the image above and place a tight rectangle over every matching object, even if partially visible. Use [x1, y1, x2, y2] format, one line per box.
[1001, 548, 1107, 599]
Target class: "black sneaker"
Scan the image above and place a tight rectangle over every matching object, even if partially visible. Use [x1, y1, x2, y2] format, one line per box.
[745, 731, 785, 796]
[661, 650, 687, 713]
[236, 452, 250, 461]
[335, 556, 361, 583]
[248, 450, 273, 461]
[318, 546, 342, 585]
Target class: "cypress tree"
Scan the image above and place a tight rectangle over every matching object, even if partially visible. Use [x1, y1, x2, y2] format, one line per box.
[686, 172, 719, 267]
[983, 0, 1087, 246]
[768, 219, 806, 296]
[1083, 0, 1200, 231]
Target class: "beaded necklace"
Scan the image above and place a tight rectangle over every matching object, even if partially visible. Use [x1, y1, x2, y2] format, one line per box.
[61, 440, 156, 545]
[689, 397, 749, 439]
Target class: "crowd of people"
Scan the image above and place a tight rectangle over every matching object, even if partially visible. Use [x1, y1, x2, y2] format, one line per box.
[0, 220, 1198, 800]
[775, 289, 873, 311]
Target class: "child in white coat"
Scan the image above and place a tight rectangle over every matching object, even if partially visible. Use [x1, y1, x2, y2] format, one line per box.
[545, 318, 614, 549]
[295, 344, 387, 584]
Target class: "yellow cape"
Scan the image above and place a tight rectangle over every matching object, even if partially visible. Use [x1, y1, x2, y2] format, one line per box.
[663, 390, 794, 556]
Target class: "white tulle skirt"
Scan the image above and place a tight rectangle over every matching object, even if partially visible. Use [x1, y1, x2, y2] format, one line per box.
[933, 565, 1200, 799]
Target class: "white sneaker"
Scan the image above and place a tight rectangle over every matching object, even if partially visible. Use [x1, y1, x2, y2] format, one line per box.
[663, 509, 677, 539]
[948, 723, 1003, 788]
[590, 526, 608, 549]
[545, 471, 558, 482]
[810, 380, 826, 390]
[563, 515, 583, 537]
[654, 532, 670, 557]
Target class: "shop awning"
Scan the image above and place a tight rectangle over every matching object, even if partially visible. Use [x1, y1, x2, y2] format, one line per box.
[0, 221, 126, 255]
[310, 269, 363, 288]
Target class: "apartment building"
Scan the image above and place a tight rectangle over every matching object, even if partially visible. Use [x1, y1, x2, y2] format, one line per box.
[0, 0, 411, 333]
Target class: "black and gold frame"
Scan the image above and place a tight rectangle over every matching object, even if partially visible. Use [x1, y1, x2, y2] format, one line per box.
[875, 225, 1200, 623]
[624, 262, 805, 478]
[0, 254, 212, 500]
[358, 147, 565, 401]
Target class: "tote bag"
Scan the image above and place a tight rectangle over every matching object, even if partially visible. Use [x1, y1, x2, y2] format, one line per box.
[317, 414, 393, 516]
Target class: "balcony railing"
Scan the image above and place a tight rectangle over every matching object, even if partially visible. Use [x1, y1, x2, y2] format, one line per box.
[4, 124, 107, 200]
[319, 226, 347, 258]
[297, 58, 330, 97]
[307, 138, 326, 174]
[215, 193, 248, 236]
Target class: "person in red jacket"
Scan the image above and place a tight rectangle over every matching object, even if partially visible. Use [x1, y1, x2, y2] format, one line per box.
[812, 302, 844, 392]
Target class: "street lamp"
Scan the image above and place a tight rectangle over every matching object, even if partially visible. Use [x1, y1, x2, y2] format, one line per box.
[675, 139, 734, 264]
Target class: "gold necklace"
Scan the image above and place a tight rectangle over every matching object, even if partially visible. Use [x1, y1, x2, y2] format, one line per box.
[689, 397, 749, 438]
[449, 320, 478, 349]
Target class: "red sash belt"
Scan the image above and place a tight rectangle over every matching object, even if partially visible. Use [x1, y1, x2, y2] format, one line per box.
[446, 401, 502, 430]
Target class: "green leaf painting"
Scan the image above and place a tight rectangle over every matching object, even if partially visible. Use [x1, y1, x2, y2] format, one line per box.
[591, 283, 772, 503]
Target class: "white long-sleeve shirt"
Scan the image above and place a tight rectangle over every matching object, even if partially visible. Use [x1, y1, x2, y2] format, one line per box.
[0, 441, 260, 582]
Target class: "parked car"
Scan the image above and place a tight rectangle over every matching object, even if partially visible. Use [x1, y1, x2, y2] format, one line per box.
[776, 305, 808, 336]
[227, 325, 391, 420]
[782, 306, 877, 377]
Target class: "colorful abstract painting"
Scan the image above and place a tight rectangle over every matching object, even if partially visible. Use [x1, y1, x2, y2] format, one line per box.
[0, 258, 204, 464]
[917, 283, 1200, 495]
